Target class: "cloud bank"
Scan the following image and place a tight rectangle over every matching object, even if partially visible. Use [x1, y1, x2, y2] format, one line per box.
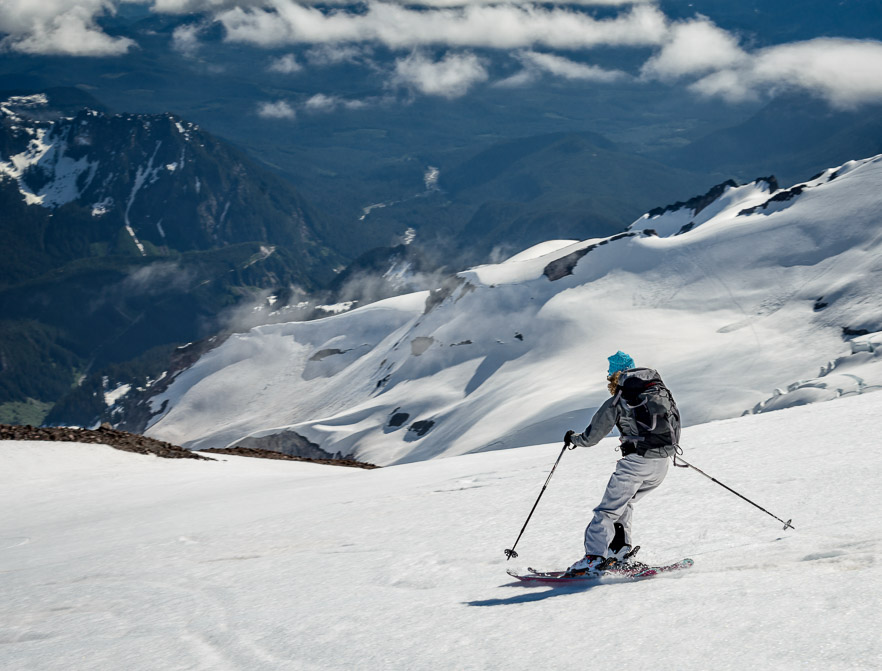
[216, 3, 669, 50]
[3, 0, 882, 110]
[641, 16, 747, 80]
[690, 38, 882, 108]
[393, 51, 489, 98]
[0, 0, 135, 56]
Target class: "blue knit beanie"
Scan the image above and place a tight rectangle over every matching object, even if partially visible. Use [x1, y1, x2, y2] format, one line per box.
[607, 351, 635, 376]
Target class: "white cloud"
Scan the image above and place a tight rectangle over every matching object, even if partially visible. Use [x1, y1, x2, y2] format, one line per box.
[641, 16, 747, 80]
[303, 93, 368, 112]
[172, 23, 208, 56]
[268, 53, 302, 73]
[0, 0, 135, 56]
[495, 69, 538, 88]
[305, 44, 372, 66]
[257, 100, 296, 119]
[331, 0, 652, 5]
[303, 93, 338, 111]
[516, 50, 627, 82]
[688, 68, 757, 104]
[217, 3, 669, 51]
[690, 38, 882, 108]
[157, 0, 653, 8]
[393, 51, 489, 99]
[149, 0, 246, 12]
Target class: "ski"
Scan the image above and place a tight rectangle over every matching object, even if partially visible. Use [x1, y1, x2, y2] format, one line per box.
[507, 558, 693, 584]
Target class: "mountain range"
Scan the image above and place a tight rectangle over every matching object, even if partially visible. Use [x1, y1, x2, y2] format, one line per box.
[95, 152, 882, 465]
[0, 89, 343, 424]
[4, 1, 882, 429]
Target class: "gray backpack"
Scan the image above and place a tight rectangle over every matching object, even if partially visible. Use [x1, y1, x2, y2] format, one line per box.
[617, 368, 680, 456]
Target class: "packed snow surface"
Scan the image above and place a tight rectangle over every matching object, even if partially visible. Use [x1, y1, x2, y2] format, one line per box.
[2, 392, 881, 670]
[145, 154, 882, 464]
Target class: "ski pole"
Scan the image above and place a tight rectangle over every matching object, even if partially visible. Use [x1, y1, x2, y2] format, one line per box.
[504, 442, 568, 560]
[674, 455, 794, 530]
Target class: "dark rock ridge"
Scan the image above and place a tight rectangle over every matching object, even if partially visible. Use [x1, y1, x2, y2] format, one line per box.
[310, 348, 349, 362]
[646, 179, 738, 219]
[0, 422, 378, 468]
[0, 423, 210, 459]
[645, 176, 779, 220]
[229, 428, 370, 466]
[543, 231, 643, 281]
[201, 447, 378, 469]
[738, 184, 806, 216]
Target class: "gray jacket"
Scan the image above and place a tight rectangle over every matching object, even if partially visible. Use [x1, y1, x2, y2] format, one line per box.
[570, 368, 679, 459]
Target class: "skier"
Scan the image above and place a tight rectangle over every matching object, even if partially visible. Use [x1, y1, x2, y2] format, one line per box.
[563, 351, 680, 576]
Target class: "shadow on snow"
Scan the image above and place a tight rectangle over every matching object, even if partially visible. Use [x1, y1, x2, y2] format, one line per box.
[465, 576, 635, 607]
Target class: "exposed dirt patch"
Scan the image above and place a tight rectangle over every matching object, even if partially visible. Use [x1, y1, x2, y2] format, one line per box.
[0, 423, 211, 460]
[1, 424, 380, 468]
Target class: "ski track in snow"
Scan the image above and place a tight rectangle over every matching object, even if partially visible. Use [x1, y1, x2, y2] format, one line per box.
[2, 392, 881, 670]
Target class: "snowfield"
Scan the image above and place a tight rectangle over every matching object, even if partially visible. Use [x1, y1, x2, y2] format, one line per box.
[142, 154, 882, 465]
[2, 391, 881, 670]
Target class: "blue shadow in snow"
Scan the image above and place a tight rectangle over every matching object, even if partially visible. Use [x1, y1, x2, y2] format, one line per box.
[465, 580, 606, 607]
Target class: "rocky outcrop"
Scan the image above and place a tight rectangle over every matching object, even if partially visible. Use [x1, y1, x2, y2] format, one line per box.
[0, 422, 378, 468]
[228, 428, 374, 467]
[0, 422, 209, 459]
[543, 231, 640, 281]
[201, 446, 378, 469]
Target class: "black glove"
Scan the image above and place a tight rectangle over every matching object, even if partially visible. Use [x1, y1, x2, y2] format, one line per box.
[564, 429, 575, 448]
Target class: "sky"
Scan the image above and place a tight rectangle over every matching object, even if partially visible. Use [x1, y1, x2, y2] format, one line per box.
[2, 0, 882, 111]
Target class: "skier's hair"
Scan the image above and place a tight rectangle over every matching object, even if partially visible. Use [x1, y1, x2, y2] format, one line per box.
[607, 371, 622, 395]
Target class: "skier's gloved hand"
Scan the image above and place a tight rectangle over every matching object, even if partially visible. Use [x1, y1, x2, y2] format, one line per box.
[564, 430, 575, 448]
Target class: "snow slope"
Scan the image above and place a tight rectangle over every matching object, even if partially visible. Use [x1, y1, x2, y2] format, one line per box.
[143, 154, 882, 465]
[2, 392, 881, 670]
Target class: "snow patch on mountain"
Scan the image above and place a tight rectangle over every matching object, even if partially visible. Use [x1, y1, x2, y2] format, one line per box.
[0, 103, 105, 208]
[104, 383, 132, 407]
[0, 95, 223, 257]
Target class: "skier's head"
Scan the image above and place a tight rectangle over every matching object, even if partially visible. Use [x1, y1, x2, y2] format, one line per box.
[607, 351, 634, 395]
[607, 351, 634, 376]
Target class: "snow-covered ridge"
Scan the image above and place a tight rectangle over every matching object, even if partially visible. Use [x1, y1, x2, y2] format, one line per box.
[0, 92, 48, 113]
[143, 153, 882, 465]
[0, 93, 286, 261]
[628, 177, 776, 237]
[0, 98, 194, 212]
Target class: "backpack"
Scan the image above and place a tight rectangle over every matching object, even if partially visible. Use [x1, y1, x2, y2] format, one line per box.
[616, 368, 680, 456]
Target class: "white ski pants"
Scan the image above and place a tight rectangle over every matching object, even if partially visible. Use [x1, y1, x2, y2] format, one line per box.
[583, 453, 669, 556]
